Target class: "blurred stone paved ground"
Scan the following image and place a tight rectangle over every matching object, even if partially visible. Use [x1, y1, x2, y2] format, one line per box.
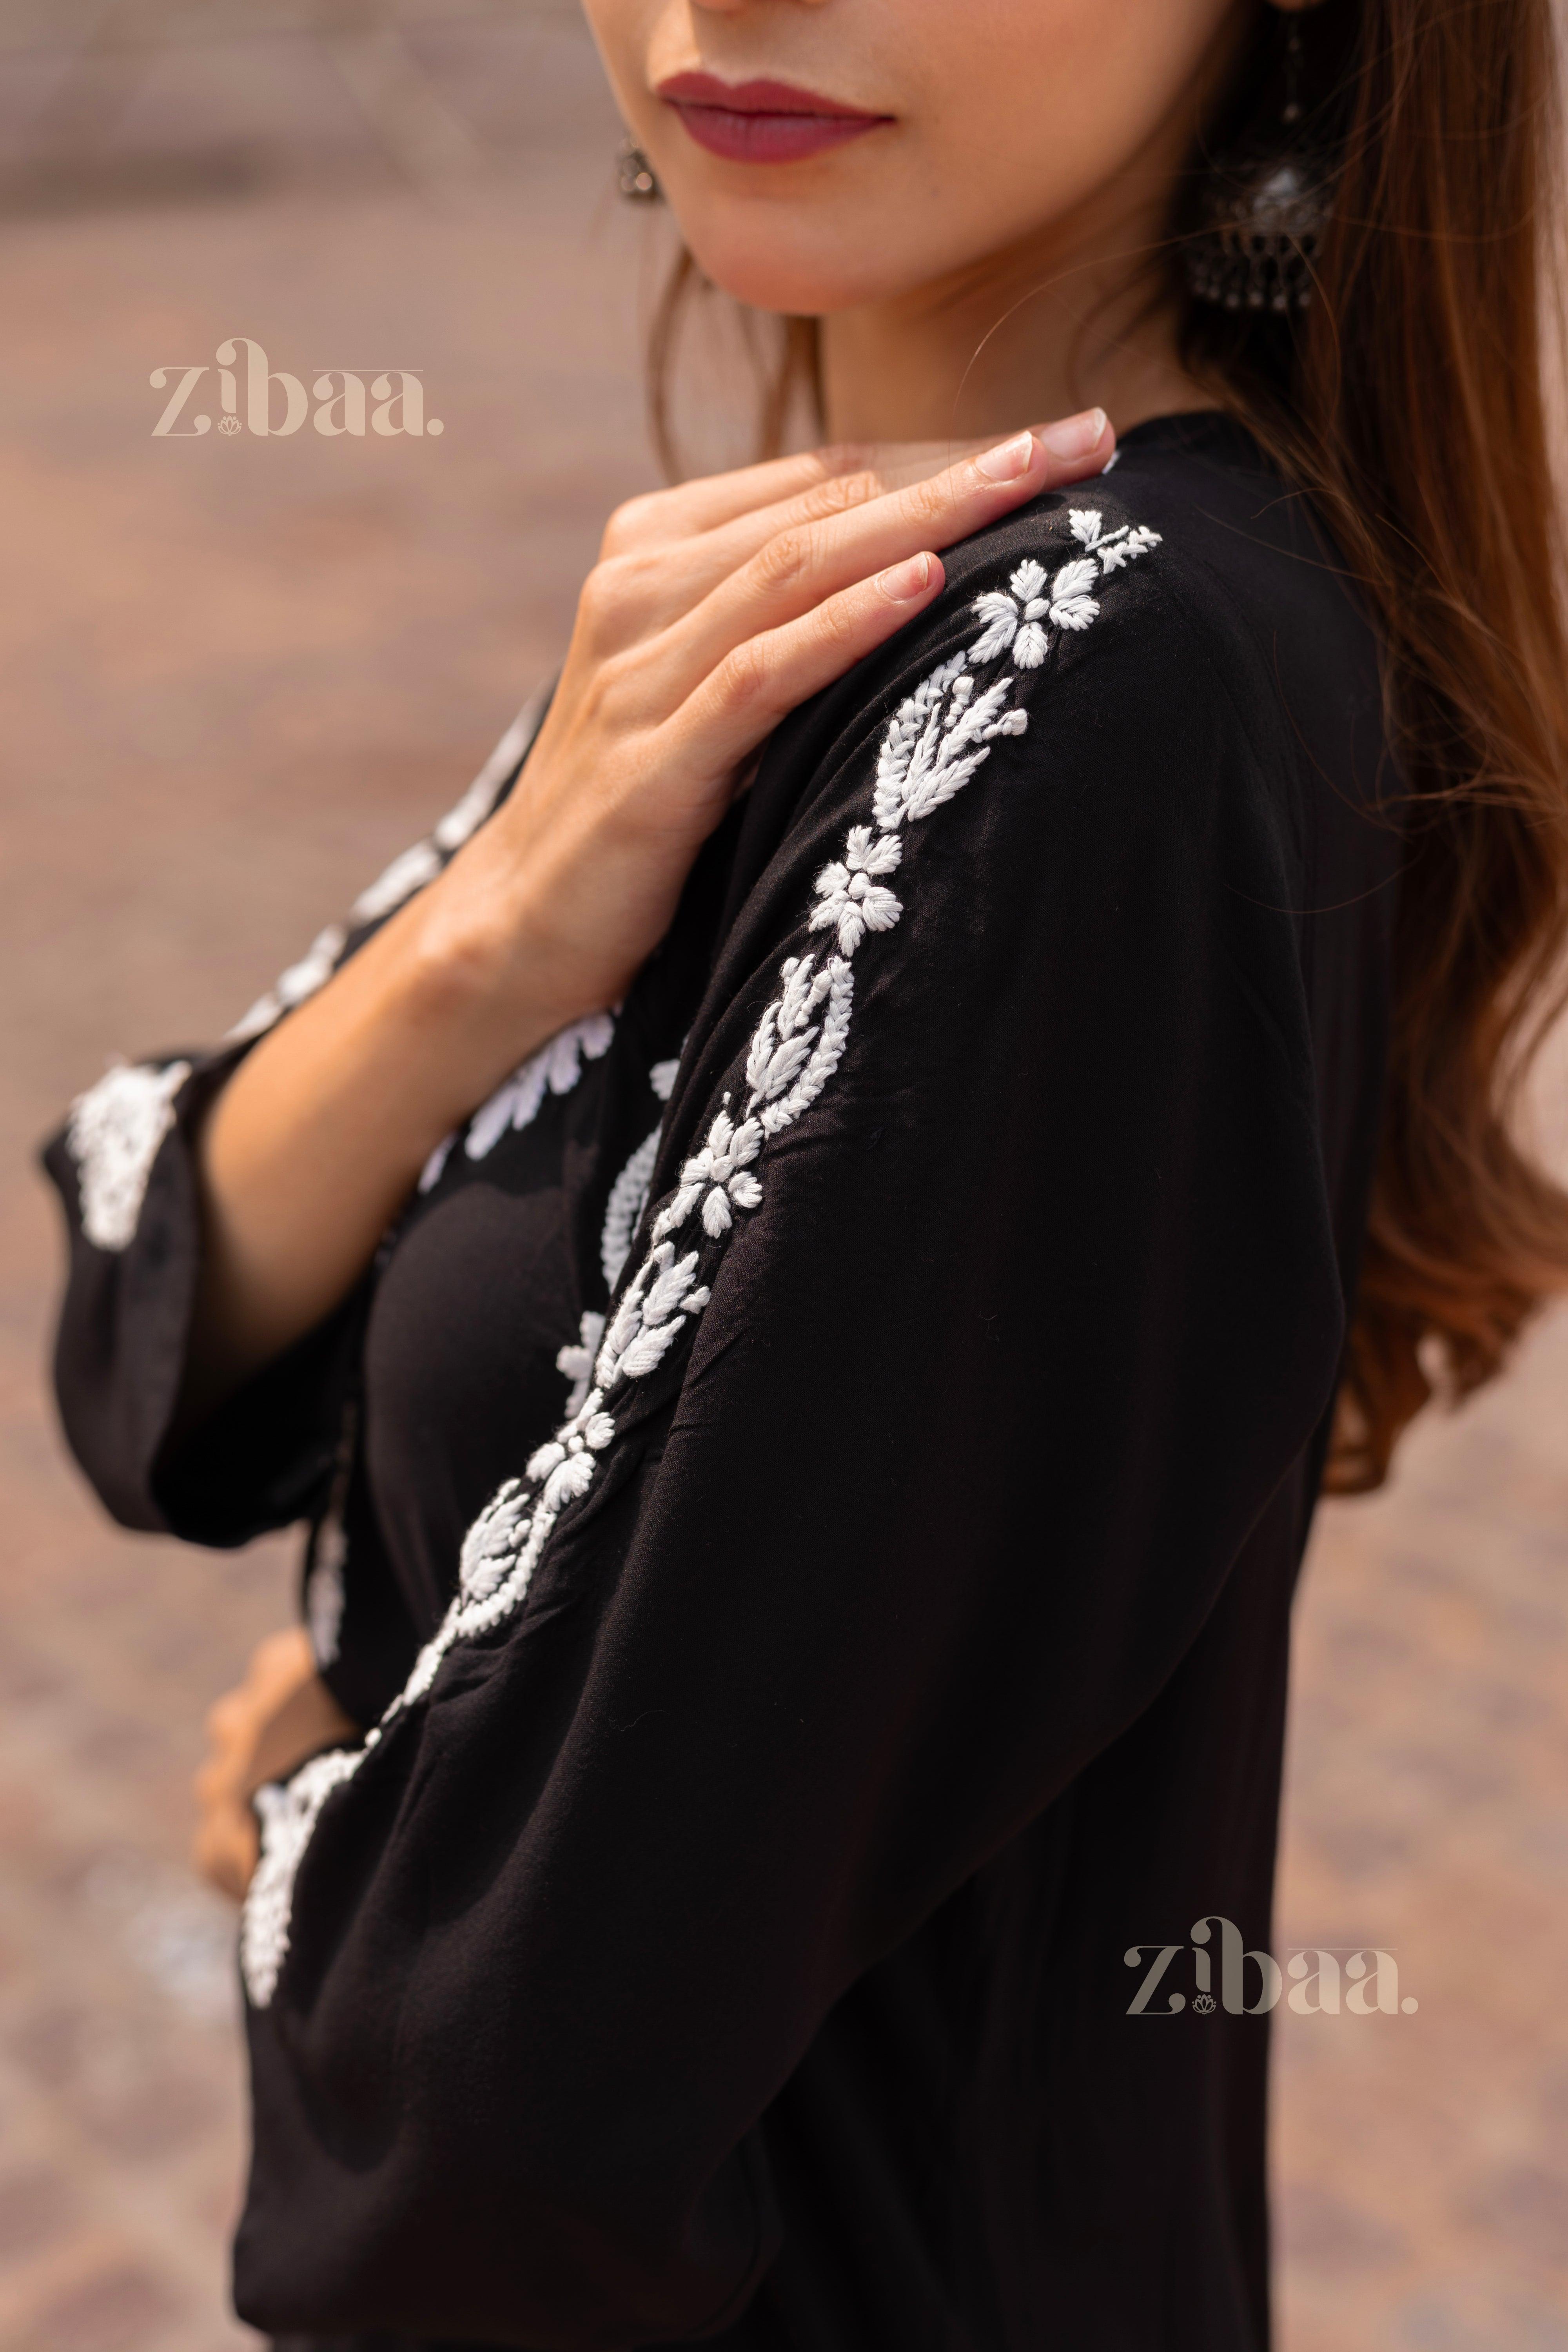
[0, 6, 1564, 2348]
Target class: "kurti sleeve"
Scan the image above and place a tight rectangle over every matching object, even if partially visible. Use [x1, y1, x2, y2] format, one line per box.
[231, 513, 1352, 2349]
[41, 697, 545, 1557]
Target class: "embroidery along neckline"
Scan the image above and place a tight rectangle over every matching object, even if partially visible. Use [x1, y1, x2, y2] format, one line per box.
[239, 505, 1161, 2008]
[226, 689, 546, 1047]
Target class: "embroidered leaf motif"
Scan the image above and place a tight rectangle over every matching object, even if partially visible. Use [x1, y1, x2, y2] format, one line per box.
[642, 1245, 708, 1325]
[1049, 557, 1100, 632]
[466, 1012, 615, 1163]
[1095, 523, 1161, 573]
[458, 1478, 532, 1603]
[557, 1311, 608, 1417]
[969, 592, 1020, 666]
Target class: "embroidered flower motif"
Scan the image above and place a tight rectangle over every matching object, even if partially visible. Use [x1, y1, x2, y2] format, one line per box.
[970, 552, 1107, 664]
[67, 1059, 193, 1252]
[557, 1311, 608, 1417]
[971, 558, 1052, 667]
[809, 826, 904, 955]
[655, 1107, 765, 1240]
[526, 1393, 616, 1512]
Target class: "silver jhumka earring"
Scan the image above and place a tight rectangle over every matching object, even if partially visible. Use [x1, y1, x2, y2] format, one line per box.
[1186, 12, 1334, 314]
[616, 139, 661, 203]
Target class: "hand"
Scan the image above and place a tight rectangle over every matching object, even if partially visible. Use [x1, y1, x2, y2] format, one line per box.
[412, 408, 1116, 1078]
[192, 410, 1114, 1393]
[194, 1627, 358, 1902]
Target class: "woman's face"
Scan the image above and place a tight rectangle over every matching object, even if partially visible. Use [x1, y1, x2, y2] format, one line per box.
[581, 0, 1249, 320]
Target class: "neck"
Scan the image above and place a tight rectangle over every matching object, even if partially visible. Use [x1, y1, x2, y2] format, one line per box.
[818, 185, 1216, 447]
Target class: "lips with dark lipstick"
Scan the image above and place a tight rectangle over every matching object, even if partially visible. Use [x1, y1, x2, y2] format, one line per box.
[655, 72, 893, 164]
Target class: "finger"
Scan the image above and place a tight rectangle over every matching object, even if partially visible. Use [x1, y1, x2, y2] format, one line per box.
[601, 444, 874, 557]
[194, 1803, 257, 1903]
[659, 420, 1107, 701]
[590, 410, 1114, 649]
[856, 419, 1104, 492]
[668, 548, 947, 786]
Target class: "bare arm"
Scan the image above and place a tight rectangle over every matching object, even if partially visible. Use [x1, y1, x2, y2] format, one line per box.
[188, 413, 1113, 1408]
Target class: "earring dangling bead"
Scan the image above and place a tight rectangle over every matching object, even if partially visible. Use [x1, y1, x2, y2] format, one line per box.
[1185, 9, 1333, 315]
[617, 139, 661, 203]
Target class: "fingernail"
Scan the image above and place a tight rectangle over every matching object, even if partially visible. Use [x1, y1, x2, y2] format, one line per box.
[878, 551, 935, 601]
[1040, 408, 1109, 461]
[974, 429, 1037, 483]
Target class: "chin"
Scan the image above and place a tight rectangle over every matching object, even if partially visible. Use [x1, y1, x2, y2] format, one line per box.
[675, 210, 910, 320]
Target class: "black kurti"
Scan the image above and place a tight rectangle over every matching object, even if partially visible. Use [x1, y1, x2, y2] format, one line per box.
[45, 414, 1402, 2352]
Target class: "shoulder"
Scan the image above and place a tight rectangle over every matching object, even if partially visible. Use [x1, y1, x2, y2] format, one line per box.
[940, 412, 1379, 774]
[743, 422, 1339, 923]
[703, 420, 1388, 1116]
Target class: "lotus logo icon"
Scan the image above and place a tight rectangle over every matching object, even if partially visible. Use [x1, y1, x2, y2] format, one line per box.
[218, 414, 242, 437]
[1192, 1991, 1217, 2015]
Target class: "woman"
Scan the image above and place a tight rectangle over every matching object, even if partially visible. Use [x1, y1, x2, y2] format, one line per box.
[43, 0, 1568, 2345]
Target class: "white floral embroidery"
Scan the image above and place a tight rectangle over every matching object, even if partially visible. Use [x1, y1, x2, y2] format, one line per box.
[226, 691, 546, 1045]
[241, 1747, 361, 2007]
[464, 1013, 615, 1165]
[1069, 506, 1161, 572]
[600, 1131, 659, 1290]
[456, 1477, 534, 1604]
[654, 1105, 764, 1241]
[557, 1312, 608, 1417]
[437, 686, 548, 849]
[970, 552, 1108, 662]
[240, 506, 1163, 2009]
[871, 662, 1027, 830]
[593, 1241, 710, 1387]
[597, 1056, 683, 1292]
[67, 1060, 192, 1252]
[417, 1133, 456, 1194]
[526, 1391, 616, 1511]
[809, 825, 903, 954]
[350, 842, 442, 927]
[227, 925, 347, 1044]
[304, 1512, 347, 1670]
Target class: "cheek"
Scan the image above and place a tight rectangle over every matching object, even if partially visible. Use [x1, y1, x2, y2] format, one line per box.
[577, 0, 666, 136]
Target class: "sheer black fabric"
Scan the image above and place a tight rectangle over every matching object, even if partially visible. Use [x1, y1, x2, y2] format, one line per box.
[45, 417, 1402, 2352]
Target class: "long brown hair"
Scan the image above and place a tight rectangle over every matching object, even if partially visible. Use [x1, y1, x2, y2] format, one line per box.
[650, 0, 1568, 1492]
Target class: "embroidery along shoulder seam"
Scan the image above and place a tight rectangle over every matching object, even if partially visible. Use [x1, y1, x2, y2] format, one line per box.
[238, 507, 1161, 2008]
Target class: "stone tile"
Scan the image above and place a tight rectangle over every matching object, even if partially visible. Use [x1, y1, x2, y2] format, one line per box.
[0, 2165, 82, 2263]
[16, 2259, 190, 2352]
